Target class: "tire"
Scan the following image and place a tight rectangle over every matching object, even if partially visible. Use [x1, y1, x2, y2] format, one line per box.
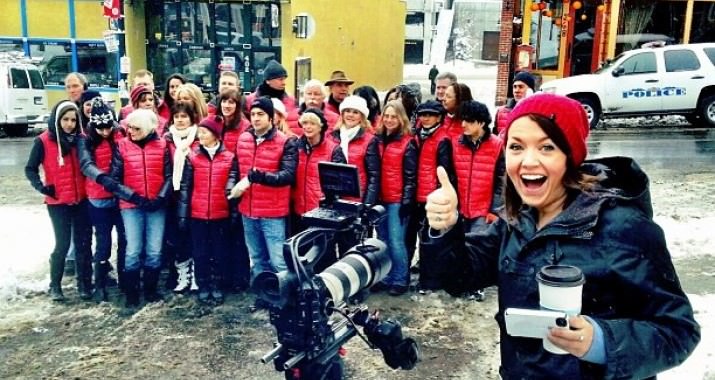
[573, 96, 601, 129]
[3, 124, 28, 137]
[697, 95, 715, 128]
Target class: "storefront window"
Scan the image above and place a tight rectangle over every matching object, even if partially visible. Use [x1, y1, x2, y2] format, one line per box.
[182, 47, 213, 90]
[77, 43, 117, 88]
[529, 4, 562, 70]
[215, 3, 247, 46]
[690, 2, 715, 43]
[147, 46, 181, 90]
[252, 4, 281, 47]
[29, 41, 71, 86]
[617, 0, 684, 54]
[181, 3, 212, 45]
[146, 2, 178, 43]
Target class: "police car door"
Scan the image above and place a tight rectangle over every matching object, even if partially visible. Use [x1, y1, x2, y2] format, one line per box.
[604, 51, 661, 114]
[659, 48, 704, 112]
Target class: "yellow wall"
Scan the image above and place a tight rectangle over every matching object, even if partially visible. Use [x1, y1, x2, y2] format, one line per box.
[27, 0, 70, 37]
[281, 0, 406, 94]
[75, 1, 108, 39]
[0, 2, 22, 36]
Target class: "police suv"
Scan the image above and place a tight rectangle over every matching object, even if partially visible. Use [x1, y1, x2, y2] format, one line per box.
[540, 43, 715, 128]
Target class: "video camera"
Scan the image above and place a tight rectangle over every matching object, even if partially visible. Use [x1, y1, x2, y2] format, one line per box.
[254, 162, 419, 379]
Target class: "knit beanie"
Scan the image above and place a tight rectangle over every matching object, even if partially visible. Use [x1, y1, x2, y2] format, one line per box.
[271, 98, 287, 117]
[80, 90, 101, 105]
[302, 108, 329, 136]
[198, 115, 224, 139]
[251, 97, 274, 120]
[130, 85, 152, 106]
[506, 93, 589, 166]
[263, 60, 288, 81]
[339, 95, 369, 118]
[88, 97, 115, 129]
[513, 71, 536, 91]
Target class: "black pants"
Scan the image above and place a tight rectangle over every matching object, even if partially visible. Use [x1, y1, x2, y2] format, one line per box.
[226, 213, 251, 290]
[405, 202, 426, 268]
[190, 218, 230, 291]
[47, 201, 92, 288]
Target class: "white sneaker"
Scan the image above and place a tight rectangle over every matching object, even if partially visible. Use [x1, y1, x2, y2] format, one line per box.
[173, 260, 191, 293]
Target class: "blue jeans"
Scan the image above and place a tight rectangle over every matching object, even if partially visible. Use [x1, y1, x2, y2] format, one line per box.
[88, 202, 126, 263]
[242, 216, 287, 281]
[376, 203, 409, 286]
[121, 208, 166, 272]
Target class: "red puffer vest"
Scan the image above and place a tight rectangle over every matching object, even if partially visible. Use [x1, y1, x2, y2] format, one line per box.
[443, 114, 463, 139]
[452, 135, 502, 219]
[495, 106, 511, 137]
[85, 137, 116, 199]
[116, 136, 167, 209]
[188, 148, 235, 220]
[223, 118, 250, 153]
[39, 132, 86, 205]
[237, 129, 291, 218]
[416, 127, 449, 202]
[380, 134, 412, 203]
[292, 138, 339, 215]
[165, 132, 199, 159]
[331, 129, 375, 203]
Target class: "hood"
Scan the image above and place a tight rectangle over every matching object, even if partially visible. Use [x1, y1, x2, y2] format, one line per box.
[581, 156, 653, 218]
[47, 100, 81, 140]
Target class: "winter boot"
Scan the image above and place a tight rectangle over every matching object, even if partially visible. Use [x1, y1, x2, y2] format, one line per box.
[143, 268, 162, 303]
[189, 260, 199, 291]
[123, 270, 141, 308]
[49, 256, 66, 302]
[173, 260, 192, 293]
[93, 261, 109, 302]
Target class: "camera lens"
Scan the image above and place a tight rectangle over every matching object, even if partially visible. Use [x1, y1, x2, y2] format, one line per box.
[555, 317, 567, 327]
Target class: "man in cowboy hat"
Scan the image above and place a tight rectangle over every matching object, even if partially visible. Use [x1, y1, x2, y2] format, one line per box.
[324, 70, 355, 115]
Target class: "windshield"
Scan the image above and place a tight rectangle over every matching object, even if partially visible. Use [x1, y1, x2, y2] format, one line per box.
[595, 53, 625, 74]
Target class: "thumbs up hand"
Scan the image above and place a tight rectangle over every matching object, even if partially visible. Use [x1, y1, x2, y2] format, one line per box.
[425, 166, 459, 231]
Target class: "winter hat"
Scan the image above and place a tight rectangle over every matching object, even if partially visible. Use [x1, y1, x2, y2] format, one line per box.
[506, 93, 589, 166]
[263, 60, 288, 81]
[301, 108, 329, 134]
[80, 90, 101, 106]
[250, 96, 274, 119]
[88, 97, 115, 129]
[513, 71, 536, 91]
[271, 98, 287, 117]
[339, 95, 369, 118]
[130, 85, 153, 106]
[199, 115, 224, 139]
[415, 100, 445, 115]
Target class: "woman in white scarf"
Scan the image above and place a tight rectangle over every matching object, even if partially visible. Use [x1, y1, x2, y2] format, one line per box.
[168, 103, 199, 190]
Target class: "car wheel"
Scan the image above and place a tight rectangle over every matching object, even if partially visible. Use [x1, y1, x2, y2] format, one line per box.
[4, 124, 28, 137]
[697, 95, 715, 128]
[573, 97, 601, 129]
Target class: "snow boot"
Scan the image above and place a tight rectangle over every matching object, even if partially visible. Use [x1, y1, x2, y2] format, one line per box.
[49, 256, 66, 302]
[93, 261, 109, 302]
[123, 270, 141, 308]
[173, 259, 191, 293]
[189, 260, 199, 291]
[143, 268, 162, 303]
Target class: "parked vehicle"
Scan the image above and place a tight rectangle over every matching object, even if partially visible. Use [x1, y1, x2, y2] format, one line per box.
[0, 52, 49, 137]
[541, 43, 715, 128]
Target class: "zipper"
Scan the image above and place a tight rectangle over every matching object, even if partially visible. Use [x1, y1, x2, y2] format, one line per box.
[303, 150, 311, 213]
[249, 139, 258, 216]
[142, 148, 149, 199]
[207, 157, 213, 218]
[466, 149, 475, 216]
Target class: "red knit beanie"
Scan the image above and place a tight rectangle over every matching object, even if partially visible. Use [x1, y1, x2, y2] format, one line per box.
[505, 93, 589, 166]
[199, 115, 224, 139]
[130, 85, 152, 106]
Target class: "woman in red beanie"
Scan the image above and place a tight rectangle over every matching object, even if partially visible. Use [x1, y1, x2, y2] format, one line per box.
[424, 93, 699, 379]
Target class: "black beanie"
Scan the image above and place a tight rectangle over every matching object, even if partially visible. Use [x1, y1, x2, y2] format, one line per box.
[263, 60, 287, 81]
[251, 97, 274, 119]
[513, 71, 536, 91]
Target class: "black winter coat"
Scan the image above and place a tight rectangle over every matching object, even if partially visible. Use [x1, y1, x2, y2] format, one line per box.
[430, 156, 700, 379]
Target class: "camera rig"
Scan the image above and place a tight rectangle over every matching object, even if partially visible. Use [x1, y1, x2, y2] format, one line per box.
[253, 163, 419, 379]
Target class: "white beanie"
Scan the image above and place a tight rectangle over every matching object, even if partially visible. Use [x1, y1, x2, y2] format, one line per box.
[339, 95, 369, 119]
[271, 97, 287, 117]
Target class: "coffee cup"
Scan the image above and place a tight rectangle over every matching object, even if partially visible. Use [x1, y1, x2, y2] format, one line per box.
[536, 265, 585, 354]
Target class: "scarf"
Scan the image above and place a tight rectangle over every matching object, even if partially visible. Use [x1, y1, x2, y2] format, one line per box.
[257, 82, 286, 99]
[339, 125, 361, 161]
[418, 123, 441, 141]
[170, 124, 198, 190]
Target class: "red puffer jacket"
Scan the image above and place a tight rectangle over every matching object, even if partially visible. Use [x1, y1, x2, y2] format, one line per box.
[415, 126, 451, 202]
[186, 146, 237, 220]
[222, 118, 250, 153]
[84, 137, 115, 199]
[451, 134, 502, 219]
[330, 128, 381, 205]
[494, 106, 511, 138]
[443, 114, 463, 139]
[379, 133, 417, 204]
[39, 132, 86, 205]
[115, 135, 168, 209]
[292, 137, 344, 215]
[237, 128, 297, 218]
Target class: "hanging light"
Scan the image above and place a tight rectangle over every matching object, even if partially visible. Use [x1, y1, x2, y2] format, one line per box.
[572, 1, 583, 10]
[580, 14, 588, 20]
[597, 4, 606, 11]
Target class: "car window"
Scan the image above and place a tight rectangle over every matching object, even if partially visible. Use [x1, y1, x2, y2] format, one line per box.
[619, 52, 656, 75]
[704, 48, 715, 66]
[28, 69, 44, 89]
[10, 68, 30, 89]
[664, 50, 700, 72]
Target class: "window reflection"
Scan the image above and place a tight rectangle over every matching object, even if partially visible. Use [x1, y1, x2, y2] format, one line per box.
[617, 1, 683, 55]
[690, 2, 715, 43]
[182, 48, 212, 90]
[77, 43, 117, 87]
[30, 42, 71, 86]
[529, 6, 562, 70]
[147, 47, 180, 91]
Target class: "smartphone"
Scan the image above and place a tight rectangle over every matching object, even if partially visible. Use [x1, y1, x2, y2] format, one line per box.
[504, 308, 569, 339]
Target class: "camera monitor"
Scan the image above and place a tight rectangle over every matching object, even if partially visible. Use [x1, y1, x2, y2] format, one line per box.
[318, 162, 361, 199]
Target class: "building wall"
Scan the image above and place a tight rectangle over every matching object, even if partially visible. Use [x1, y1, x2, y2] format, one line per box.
[281, 0, 406, 92]
[0, 2, 23, 36]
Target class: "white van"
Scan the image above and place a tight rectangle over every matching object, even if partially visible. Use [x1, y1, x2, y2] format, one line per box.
[0, 52, 49, 137]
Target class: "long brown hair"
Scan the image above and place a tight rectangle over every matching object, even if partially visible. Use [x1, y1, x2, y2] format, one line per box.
[377, 100, 412, 136]
[503, 114, 600, 220]
[217, 88, 244, 131]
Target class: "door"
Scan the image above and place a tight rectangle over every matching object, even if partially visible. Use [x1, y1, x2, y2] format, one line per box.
[659, 48, 705, 111]
[602, 51, 662, 113]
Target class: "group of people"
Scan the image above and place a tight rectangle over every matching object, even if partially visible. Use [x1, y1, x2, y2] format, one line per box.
[25, 59, 700, 378]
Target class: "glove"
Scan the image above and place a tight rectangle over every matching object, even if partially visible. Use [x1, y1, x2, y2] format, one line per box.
[128, 193, 149, 208]
[399, 203, 413, 220]
[96, 174, 118, 193]
[177, 217, 188, 232]
[40, 185, 57, 199]
[247, 169, 266, 184]
[144, 196, 166, 212]
[485, 213, 498, 224]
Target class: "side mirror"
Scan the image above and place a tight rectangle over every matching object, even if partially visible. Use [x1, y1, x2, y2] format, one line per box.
[612, 67, 624, 77]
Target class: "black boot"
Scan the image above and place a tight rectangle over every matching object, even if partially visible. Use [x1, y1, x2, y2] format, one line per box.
[76, 249, 93, 301]
[143, 268, 162, 303]
[93, 261, 109, 302]
[123, 270, 141, 308]
[49, 256, 65, 302]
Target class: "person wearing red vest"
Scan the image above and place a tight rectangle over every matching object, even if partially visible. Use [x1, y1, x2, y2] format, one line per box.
[374, 100, 417, 296]
[215, 88, 251, 291]
[163, 101, 200, 294]
[324, 70, 354, 115]
[158, 73, 187, 122]
[110, 108, 172, 308]
[442, 82, 474, 139]
[411, 100, 453, 293]
[77, 98, 127, 301]
[298, 79, 340, 133]
[120, 85, 169, 137]
[25, 100, 93, 302]
[493, 71, 536, 139]
[229, 97, 297, 293]
[207, 71, 240, 116]
[178, 116, 238, 304]
[244, 60, 300, 133]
